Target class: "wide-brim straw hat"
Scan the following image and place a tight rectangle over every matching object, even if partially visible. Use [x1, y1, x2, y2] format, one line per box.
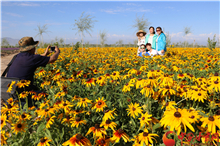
[19, 37, 39, 52]
[136, 30, 146, 36]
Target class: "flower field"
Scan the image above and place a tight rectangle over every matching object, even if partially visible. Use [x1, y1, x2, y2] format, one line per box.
[1, 47, 220, 146]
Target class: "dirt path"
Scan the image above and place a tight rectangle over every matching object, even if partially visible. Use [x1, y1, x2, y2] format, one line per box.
[1, 53, 18, 76]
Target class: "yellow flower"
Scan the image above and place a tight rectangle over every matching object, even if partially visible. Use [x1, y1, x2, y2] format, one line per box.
[102, 109, 117, 121]
[6, 81, 16, 93]
[16, 79, 31, 88]
[1, 114, 7, 129]
[71, 117, 87, 128]
[111, 129, 129, 143]
[37, 137, 52, 146]
[11, 121, 27, 134]
[92, 97, 107, 112]
[122, 82, 134, 93]
[138, 113, 152, 128]
[200, 115, 220, 134]
[62, 134, 91, 146]
[86, 124, 107, 138]
[160, 108, 195, 135]
[77, 97, 92, 108]
[126, 102, 143, 118]
[138, 129, 158, 146]
[100, 119, 117, 130]
[46, 116, 56, 129]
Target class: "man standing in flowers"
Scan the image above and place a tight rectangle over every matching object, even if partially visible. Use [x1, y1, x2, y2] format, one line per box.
[7, 36, 60, 107]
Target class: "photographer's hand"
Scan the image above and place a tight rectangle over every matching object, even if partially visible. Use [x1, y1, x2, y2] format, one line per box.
[41, 45, 52, 56]
[48, 46, 60, 64]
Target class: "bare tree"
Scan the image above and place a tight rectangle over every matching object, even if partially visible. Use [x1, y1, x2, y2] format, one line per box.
[35, 24, 50, 47]
[59, 38, 64, 47]
[99, 30, 107, 48]
[132, 14, 150, 33]
[183, 26, 192, 48]
[72, 11, 97, 54]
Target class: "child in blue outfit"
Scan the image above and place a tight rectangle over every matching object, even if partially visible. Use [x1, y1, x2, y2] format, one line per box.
[138, 44, 150, 57]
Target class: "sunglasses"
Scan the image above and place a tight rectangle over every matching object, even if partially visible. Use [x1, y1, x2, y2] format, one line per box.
[156, 30, 161, 32]
[141, 46, 145, 49]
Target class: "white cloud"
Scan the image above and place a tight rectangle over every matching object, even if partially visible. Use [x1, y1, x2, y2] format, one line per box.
[2, 2, 40, 7]
[100, 7, 151, 14]
[5, 12, 23, 17]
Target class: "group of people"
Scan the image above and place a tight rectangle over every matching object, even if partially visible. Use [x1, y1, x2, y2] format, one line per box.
[136, 26, 166, 57]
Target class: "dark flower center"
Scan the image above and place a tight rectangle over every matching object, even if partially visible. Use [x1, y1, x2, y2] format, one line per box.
[98, 77, 102, 80]
[151, 69, 154, 72]
[21, 80, 25, 83]
[113, 73, 116, 76]
[1, 120, 3, 124]
[7, 83, 11, 87]
[17, 124, 22, 128]
[76, 117, 81, 122]
[195, 89, 198, 91]
[21, 114, 26, 119]
[98, 102, 102, 105]
[40, 138, 47, 143]
[138, 78, 142, 81]
[191, 116, 195, 119]
[214, 81, 218, 84]
[76, 134, 83, 140]
[199, 79, 202, 81]
[95, 124, 100, 129]
[198, 93, 201, 96]
[66, 115, 71, 120]
[8, 104, 12, 109]
[106, 119, 111, 124]
[216, 110, 220, 115]
[143, 132, 148, 137]
[46, 117, 50, 122]
[174, 112, 181, 118]
[105, 110, 109, 113]
[63, 103, 67, 106]
[142, 117, 145, 120]
[100, 139, 105, 144]
[132, 107, 136, 111]
[214, 72, 219, 76]
[165, 86, 169, 89]
[82, 99, 85, 101]
[118, 129, 124, 134]
[149, 77, 153, 79]
[208, 116, 214, 121]
[147, 85, 150, 88]
[45, 109, 49, 112]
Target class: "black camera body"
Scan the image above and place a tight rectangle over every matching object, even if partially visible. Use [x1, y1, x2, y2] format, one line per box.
[51, 47, 55, 52]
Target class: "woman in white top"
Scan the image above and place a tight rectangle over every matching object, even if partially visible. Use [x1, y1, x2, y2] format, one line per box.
[145, 26, 157, 50]
[136, 30, 146, 56]
[146, 43, 158, 57]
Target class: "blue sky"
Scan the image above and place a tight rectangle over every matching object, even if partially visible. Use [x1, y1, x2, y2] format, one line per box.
[1, 1, 219, 45]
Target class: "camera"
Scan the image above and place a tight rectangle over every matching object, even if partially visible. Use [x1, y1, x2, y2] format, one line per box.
[51, 47, 55, 52]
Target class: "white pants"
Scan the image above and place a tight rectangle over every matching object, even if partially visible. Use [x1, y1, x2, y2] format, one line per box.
[157, 51, 165, 56]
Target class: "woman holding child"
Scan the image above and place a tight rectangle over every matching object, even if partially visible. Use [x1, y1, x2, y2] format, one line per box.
[145, 26, 157, 50]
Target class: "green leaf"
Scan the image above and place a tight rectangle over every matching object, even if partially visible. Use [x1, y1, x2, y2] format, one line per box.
[152, 123, 161, 131]
[37, 122, 45, 136]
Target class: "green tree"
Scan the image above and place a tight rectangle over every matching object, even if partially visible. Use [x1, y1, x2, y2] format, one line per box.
[72, 11, 97, 54]
[1, 38, 10, 48]
[207, 34, 217, 51]
[183, 26, 192, 48]
[132, 14, 150, 32]
[99, 30, 107, 48]
[59, 38, 64, 47]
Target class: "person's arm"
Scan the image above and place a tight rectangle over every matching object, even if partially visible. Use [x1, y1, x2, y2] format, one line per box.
[161, 34, 166, 53]
[48, 46, 60, 64]
[41, 45, 51, 56]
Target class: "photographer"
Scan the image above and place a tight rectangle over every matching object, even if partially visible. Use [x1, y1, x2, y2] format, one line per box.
[6, 36, 60, 107]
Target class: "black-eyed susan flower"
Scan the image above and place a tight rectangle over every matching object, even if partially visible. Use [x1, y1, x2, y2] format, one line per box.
[60, 100, 74, 113]
[111, 129, 129, 143]
[86, 124, 107, 138]
[37, 137, 52, 146]
[158, 85, 176, 97]
[62, 134, 91, 146]
[11, 121, 27, 134]
[19, 91, 29, 99]
[138, 113, 152, 128]
[126, 102, 143, 119]
[200, 115, 220, 134]
[190, 90, 207, 103]
[19, 112, 31, 121]
[140, 85, 154, 97]
[55, 91, 65, 99]
[160, 108, 195, 135]
[122, 82, 134, 93]
[84, 78, 96, 87]
[111, 71, 120, 80]
[95, 137, 110, 146]
[46, 116, 56, 129]
[138, 129, 158, 146]
[100, 119, 117, 130]
[92, 97, 107, 112]
[77, 98, 92, 108]
[71, 117, 87, 128]
[161, 101, 177, 110]
[1, 130, 9, 145]
[16, 79, 31, 88]
[1, 114, 7, 129]
[102, 109, 117, 121]
[6, 81, 16, 93]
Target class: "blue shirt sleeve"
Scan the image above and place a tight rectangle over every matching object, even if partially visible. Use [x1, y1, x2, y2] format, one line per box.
[34, 55, 50, 67]
[145, 52, 150, 56]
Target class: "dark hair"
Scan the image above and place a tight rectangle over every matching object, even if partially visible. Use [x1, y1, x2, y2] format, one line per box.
[146, 43, 151, 46]
[140, 44, 146, 49]
[156, 27, 164, 33]
[149, 26, 155, 34]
